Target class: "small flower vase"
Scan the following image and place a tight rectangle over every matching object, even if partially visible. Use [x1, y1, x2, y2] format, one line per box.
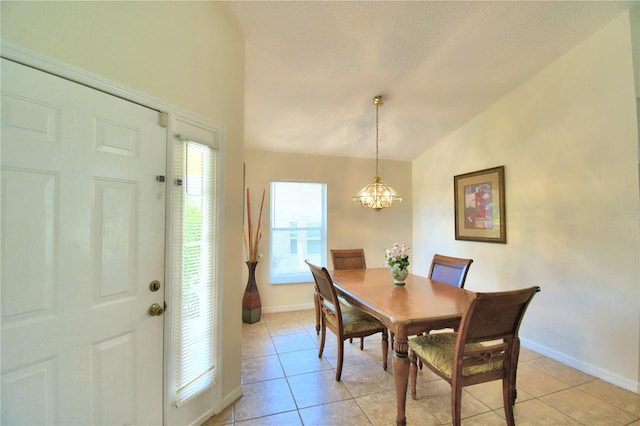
[242, 261, 262, 323]
[390, 265, 409, 286]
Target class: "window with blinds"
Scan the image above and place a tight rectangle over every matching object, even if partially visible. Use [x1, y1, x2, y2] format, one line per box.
[170, 138, 217, 406]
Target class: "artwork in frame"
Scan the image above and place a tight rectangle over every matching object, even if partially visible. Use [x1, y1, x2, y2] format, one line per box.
[454, 166, 506, 243]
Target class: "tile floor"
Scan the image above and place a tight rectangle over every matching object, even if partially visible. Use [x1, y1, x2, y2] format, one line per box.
[204, 309, 640, 425]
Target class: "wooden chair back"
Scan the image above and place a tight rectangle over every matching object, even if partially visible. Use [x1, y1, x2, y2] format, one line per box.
[458, 287, 539, 364]
[462, 286, 539, 345]
[428, 254, 473, 288]
[306, 260, 342, 323]
[331, 248, 366, 270]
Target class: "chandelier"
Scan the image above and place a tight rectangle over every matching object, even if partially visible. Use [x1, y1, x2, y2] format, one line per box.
[352, 96, 402, 210]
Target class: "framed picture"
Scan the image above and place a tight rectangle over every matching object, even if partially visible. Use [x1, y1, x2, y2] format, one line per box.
[454, 166, 506, 243]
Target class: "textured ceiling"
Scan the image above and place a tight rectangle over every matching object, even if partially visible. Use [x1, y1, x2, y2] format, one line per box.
[221, 1, 638, 161]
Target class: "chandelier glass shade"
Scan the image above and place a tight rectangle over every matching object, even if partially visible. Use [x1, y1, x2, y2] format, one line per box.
[352, 96, 402, 211]
[352, 176, 402, 210]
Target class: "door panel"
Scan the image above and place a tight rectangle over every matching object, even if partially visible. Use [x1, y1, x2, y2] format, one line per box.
[1, 58, 166, 425]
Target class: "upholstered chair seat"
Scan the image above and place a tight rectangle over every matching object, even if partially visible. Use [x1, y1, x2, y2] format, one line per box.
[326, 302, 386, 335]
[409, 333, 503, 378]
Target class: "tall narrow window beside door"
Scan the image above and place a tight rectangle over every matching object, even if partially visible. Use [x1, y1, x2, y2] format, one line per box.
[170, 138, 218, 405]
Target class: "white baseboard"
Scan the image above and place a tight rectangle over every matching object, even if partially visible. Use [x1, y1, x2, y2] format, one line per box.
[219, 385, 243, 413]
[262, 303, 315, 314]
[521, 337, 639, 393]
[190, 408, 215, 426]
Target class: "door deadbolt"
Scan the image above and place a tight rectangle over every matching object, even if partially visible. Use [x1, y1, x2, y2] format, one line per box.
[148, 303, 164, 316]
[149, 280, 161, 292]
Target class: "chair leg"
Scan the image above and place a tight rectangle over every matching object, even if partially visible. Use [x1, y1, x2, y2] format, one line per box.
[409, 350, 418, 400]
[381, 330, 388, 371]
[451, 378, 463, 426]
[504, 343, 519, 426]
[416, 332, 424, 369]
[503, 378, 516, 426]
[318, 321, 326, 358]
[336, 339, 345, 381]
[511, 337, 521, 406]
[314, 293, 320, 335]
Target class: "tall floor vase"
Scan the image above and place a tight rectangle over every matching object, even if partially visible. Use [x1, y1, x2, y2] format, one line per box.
[242, 261, 262, 324]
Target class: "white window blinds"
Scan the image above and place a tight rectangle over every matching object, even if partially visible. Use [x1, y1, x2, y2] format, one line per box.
[171, 138, 217, 406]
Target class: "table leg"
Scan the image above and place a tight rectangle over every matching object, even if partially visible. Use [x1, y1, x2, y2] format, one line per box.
[393, 334, 409, 426]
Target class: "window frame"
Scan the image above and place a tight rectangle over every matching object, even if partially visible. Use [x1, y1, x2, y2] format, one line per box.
[269, 181, 327, 284]
[164, 112, 224, 423]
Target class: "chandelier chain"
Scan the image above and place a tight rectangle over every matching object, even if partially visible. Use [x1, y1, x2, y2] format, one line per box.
[375, 100, 379, 178]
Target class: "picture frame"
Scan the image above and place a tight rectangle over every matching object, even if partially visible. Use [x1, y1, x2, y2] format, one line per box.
[454, 166, 506, 243]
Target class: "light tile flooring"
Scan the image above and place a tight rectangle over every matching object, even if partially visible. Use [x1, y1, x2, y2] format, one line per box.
[204, 309, 640, 425]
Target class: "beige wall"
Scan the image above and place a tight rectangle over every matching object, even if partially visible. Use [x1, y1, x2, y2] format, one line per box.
[243, 150, 412, 311]
[1, 0, 245, 409]
[412, 11, 640, 390]
[631, 7, 640, 98]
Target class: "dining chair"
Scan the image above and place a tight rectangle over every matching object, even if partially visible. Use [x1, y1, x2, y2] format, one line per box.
[427, 253, 474, 332]
[313, 249, 368, 348]
[332, 249, 367, 334]
[428, 254, 474, 288]
[409, 254, 475, 360]
[306, 260, 389, 381]
[408, 286, 540, 426]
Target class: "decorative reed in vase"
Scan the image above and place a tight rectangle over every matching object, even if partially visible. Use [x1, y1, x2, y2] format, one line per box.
[242, 187, 265, 323]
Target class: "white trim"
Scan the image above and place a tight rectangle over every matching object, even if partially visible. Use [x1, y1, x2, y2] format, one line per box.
[262, 303, 315, 314]
[1, 41, 167, 113]
[220, 385, 243, 413]
[0, 41, 220, 129]
[521, 337, 640, 393]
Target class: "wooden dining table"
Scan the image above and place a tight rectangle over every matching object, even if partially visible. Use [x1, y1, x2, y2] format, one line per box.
[330, 267, 473, 426]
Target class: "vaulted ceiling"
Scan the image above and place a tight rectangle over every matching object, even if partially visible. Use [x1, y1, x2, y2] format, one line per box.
[221, 1, 638, 161]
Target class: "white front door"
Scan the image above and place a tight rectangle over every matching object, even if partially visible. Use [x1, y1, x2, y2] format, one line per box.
[1, 58, 166, 425]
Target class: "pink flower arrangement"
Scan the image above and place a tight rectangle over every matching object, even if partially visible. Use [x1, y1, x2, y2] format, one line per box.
[385, 243, 410, 270]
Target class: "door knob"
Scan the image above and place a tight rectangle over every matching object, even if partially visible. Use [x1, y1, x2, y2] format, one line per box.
[148, 303, 164, 316]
